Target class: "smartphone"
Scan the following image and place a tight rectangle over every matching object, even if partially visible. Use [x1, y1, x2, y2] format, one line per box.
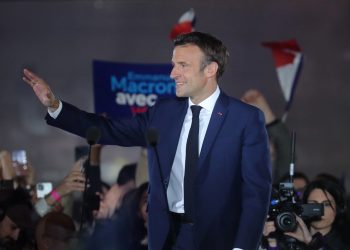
[36, 182, 53, 198]
[12, 150, 29, 176]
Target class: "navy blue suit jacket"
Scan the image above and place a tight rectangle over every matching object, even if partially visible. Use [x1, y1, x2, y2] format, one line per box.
[46, 91, 272, 250]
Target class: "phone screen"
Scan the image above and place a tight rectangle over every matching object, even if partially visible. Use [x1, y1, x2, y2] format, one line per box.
[36, 182, 53, 198]
[12, 150, 29, 176]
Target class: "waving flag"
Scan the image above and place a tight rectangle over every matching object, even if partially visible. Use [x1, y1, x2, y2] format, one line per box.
[170, 8, 196, 40]
[262, 39, 303, 120]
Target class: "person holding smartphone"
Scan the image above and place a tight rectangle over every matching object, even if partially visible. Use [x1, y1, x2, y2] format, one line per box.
[34, 158, 86, 217]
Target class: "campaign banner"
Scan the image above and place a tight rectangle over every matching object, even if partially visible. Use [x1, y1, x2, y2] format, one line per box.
[93, 60, 175, 118]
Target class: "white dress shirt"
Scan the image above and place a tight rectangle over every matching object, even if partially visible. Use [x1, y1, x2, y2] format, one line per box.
[167, 86, 220, 213]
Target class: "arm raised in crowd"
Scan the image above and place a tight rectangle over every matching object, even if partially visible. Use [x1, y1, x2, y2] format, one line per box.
[35, 158, 86, 216]
[46, 158, 86, 205]
[0, 150, 15, 180]
[241, 89, 276, 124]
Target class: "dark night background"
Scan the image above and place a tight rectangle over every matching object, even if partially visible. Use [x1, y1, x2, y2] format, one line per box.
[1, 0, 349, 188]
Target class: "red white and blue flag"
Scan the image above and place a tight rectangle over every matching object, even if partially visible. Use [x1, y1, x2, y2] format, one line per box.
[170, 8, 196, 40]
[262, 39, 303, 120]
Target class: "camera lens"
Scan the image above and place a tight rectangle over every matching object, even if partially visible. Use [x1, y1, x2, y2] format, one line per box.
[37, 184, 43, 190]
[276, 212, 297, 232]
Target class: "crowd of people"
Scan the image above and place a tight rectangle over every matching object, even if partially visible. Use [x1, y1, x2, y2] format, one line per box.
[1, 87, 348, 250]
[0, 145, 149, 250]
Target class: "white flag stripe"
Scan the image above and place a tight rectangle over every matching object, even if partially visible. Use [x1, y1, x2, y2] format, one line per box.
[178, 8, 195, 23]
[276, 52, 302, 101]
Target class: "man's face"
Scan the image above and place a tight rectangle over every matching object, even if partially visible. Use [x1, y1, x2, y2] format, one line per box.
[0, 215, 20, 241]
[170, 44, 209, 104]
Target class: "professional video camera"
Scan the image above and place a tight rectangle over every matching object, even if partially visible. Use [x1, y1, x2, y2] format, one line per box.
[269, 131, 324, 232]
[265, 131, 324, 250]
[269, 182, 324, 232]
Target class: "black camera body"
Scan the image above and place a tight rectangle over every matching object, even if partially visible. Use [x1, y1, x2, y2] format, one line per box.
[269, 182, 324, 232]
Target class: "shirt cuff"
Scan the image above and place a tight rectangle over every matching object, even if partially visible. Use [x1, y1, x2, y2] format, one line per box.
[47, 100, 63, 119]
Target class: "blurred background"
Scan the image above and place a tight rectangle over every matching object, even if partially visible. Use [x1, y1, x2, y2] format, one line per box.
[1, 0, 349, 188]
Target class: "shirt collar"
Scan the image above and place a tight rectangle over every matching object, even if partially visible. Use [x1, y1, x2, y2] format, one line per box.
[188, 86, 220, 113]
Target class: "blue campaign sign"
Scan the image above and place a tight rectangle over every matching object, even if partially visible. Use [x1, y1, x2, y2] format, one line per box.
[93, 60, 175, 119]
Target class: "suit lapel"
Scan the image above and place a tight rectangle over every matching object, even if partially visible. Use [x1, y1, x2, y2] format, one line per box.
[198, 92, 229, 168]
[160, 99, 188, 179]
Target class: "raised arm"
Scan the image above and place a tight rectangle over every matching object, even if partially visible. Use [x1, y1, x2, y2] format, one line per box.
[241, 89, 276, 124]
[22, 69, 60, 112]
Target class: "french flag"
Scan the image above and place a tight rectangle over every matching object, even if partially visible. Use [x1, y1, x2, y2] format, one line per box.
[262, 39, 303, 119]
[169, 8, 196, 40]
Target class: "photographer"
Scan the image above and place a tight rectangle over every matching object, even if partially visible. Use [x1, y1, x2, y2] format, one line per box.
[262, 179, 349, 249]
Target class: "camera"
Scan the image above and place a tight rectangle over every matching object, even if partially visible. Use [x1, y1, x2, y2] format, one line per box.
[269, 182, 324, 232]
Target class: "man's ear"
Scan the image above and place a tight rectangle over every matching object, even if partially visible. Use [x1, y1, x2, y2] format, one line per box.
[204, 62, 219, 79]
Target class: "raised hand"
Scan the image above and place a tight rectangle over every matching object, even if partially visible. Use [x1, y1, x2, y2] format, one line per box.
[241, 89, 276, 124]
[93, 193, 110, 220]
[22, 69, 59, 112]
[45, 158, 86, 207]
[55, 158, 87, 197]
[263, 216, 278, 247]
[0, 150, 15, 180]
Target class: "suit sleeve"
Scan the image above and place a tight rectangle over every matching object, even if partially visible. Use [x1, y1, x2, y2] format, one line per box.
[45, 101, 149, 147]
[234, 109, 272, 250]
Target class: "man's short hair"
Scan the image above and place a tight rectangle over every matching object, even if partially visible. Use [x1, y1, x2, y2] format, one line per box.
[117, 163, 137, 185]
[173, 31, 229, 79]
[0, 189, 33, 228]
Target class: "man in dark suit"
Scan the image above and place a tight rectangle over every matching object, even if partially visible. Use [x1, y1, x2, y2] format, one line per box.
[23, 32, 271, 250]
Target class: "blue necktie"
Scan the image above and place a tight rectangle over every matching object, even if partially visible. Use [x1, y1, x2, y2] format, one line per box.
[184, 105, 202, 221]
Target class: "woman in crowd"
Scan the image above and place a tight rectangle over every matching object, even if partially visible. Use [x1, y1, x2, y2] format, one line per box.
[262, 179, 349, 249]
[285, 179, 349, 249]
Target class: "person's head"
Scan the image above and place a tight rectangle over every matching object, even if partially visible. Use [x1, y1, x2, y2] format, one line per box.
[0, 214, 20, 242]
[120, 182, 148, 221]
[278, 172, 309, 199]
[171, 32, 229, 104]
[302, 179, 346, 234]
[314, 172, 345, 191]
[293, 172, 309, 198]
[118, 182, 149, 243]
[137, 182, 149, 225]
[117, 163, 136, 189]
[0, 190, 33, 243]
[35, 212, 75, 250]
